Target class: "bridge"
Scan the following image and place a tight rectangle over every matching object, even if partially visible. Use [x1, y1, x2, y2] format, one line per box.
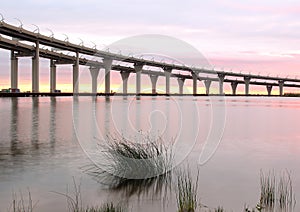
[1, 19, 300, 96]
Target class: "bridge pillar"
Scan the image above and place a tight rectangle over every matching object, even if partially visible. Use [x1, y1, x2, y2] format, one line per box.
[89, 66, 100, 94]
[266, 85, 272, 96]
[134, 63, 143, 94]
[204, 79, 211, 95]
[278, 80, 284, 96]
[50, 59, 56, 93]
[231, 81, 238, 95]
[192, 72, 198, 95]
[104, 58, 113, 94]
[73, 52, 79, 93]
[244, 76, 251, 95]
[120, 71, 130, 94]
[218, 73, 225, 95]
[150, 74, 159, 94]
[164, 67, 172, 95]
[177, 78, 185, 94]
[10, 51, 18, 89]
[32, 41, 40, 92]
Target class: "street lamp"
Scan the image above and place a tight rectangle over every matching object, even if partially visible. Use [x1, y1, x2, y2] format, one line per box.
[14, 18, 23, 28]
[0, 13, 4, 22]
[32, 24, 40, 33]
[62, 34, 69, 42]
[46, 28, 54, 38]
[78, 38, 84, 46]
[91, 41, 97, 49]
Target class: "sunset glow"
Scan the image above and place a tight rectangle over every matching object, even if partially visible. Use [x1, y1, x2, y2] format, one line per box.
[1, 0, 300, 94]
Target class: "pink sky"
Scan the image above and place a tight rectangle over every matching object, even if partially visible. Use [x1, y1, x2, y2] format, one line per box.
[1, 0, 300, 94]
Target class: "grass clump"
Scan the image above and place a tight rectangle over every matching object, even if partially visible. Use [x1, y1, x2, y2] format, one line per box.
[258, 170, 276, 210]
[244, 206, 256, 212]
[53, 178, 127, 212]
[52, 177, 83, 212]
[277, 170, 295, 211]
[176, 168, 199, 212]
[214, 206, 225, 212]
[9, 189, 38, 212]
[86, 133, 173, 197]
[84, 203, 125, 212]
[102, 134, 172, 179]
[255, 170, 296, 211]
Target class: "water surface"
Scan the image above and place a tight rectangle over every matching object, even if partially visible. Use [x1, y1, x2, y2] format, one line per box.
[0, 96, 300, 211]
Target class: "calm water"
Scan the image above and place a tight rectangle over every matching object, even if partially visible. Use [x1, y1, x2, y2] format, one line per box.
[0, 96, 300, 211]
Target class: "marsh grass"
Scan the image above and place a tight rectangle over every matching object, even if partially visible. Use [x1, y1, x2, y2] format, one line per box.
[84, 203, 126, 212]
[257, 170, 295, 212]
[9, 189, 37, 212]
[244, 206, 256, 212]
[259, 170, 276, 210]
[277, 170, 295, 211]
[214, 206, 225, 212]
[176, 168, 199, 212]
[53, 178, 127, 212]
[52, 177, 83, 212]
[85, 134, 173, 198]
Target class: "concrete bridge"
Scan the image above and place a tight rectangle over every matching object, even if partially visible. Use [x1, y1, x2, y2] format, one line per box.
[1, 20, 300, 96]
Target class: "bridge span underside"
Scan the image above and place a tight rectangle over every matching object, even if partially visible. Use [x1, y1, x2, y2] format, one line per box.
[1, 21, 300, 96]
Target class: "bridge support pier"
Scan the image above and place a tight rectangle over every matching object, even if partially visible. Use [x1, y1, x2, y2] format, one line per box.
[150, 75, 159, 94]
[192, 72, 198, 95]
[73, 52, 79, 93]
[10, 51, 18, 89]
[244, 76, 251, 95]
[231, 81, 238, 95]
[134, 63, 143, 94]
[218, 73, 225, 95]
[104, 58, 113, 94]
[32, 41, 40, 92]
[278, 80, 284, 96]
[266, 85, 272, 96]
[204, 80, 211, 95]
[164, 68, 172, 95]
[89, 66, 100, 94]
[50, 60, 56, 93]
[177, 78, 185, 94]
[120, 71, 130, 94]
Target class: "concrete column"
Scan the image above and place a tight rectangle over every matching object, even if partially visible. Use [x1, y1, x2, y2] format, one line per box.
[10, 51, 18, 89]
[32, 41, 39, 92]
[50, 59, 56, 93]
[177, 78, 185, 95]
[164, 67, 172, 95]
[231, 81, 238, 95]
[204, 80, 212, 95]
[73, 52, 79, 93]
[218, 73, 225, 95]
[89, 66, 100, 94]
[278, 80, 284, 96]
[150, 75, 159, 94]
[134, 63, 143, 94]
[266, 85, 272, 96]
[192, 72, 198, 95]
[244, 76, 251, 95]
[103, 58, 113, 94]
[120, 71, 130, 94]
